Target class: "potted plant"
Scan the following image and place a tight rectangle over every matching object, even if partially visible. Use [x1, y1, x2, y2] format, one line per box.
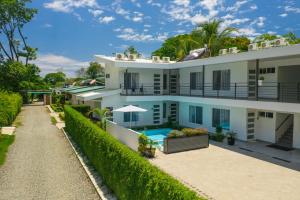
[258, 76, 264, 86]
[138, 134, 157, 158]
[226, 131, 236, 145]
[211, 126, 225, 142]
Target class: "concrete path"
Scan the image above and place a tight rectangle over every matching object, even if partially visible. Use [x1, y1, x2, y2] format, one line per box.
[151, 143, 300, 200]
[0, 105, 100, 200]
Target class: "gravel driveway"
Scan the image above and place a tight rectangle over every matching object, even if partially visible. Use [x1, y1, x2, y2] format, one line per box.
[0, 105, 100, 200]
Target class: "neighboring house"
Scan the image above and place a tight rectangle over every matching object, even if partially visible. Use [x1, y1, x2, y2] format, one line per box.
[80, 44, 300, 149]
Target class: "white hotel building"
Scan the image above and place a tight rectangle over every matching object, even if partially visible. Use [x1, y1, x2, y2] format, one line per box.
[75, 44, 300, 149]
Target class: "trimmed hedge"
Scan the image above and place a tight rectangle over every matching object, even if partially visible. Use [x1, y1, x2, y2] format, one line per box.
[64, 106, 204, 200]
[70, 104, 90, 115]
[0, 91, 22, 127]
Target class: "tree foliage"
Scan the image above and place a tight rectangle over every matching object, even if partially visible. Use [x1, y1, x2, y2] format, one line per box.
[44, 72, 66, 87]
[0, 0, 37, 65]
[85, 62, 104, 79]
[124, 46, 141, 57]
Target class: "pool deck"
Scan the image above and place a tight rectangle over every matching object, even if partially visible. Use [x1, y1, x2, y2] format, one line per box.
[150, 140, 300, 200]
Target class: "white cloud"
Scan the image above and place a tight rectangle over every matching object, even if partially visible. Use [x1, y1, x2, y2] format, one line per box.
[99, 16, 115, 24]
[257, 17, 266, 27]
[250, 4, 257, 10]
[32, 54, 88, 77]
[43, 23, 53, 28]
[279, 13, 288, 17]
[234, 28, 260, 37]
[226, 0, 248, 12]
[115, 28, 168, 42]
[173, 0, 190, 7]
[88, 9, 103, 17]
[191, 14, 209, 25]
[44, 0, 99, 13]
[284, 6, 300, 13]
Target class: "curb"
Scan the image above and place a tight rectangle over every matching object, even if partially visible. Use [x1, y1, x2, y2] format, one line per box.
[61, 128, 116, 200]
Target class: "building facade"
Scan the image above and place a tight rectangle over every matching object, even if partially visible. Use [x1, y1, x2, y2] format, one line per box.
[82, 44, 300, 149]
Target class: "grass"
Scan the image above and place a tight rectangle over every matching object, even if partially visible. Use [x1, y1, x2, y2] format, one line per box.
[51, 116, 57, 124]
[0, 134, 15, 166]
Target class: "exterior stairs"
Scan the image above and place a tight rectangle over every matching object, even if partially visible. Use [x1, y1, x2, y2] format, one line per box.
[276, 125, 293, 149]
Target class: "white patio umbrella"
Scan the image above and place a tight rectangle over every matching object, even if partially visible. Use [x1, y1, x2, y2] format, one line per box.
[113, 105, 147, 128]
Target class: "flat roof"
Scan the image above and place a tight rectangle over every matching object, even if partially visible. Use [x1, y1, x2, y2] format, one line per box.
[76, 89, 121, 101]
[67, 86, 105, 94]
[95, 44, 300, 69]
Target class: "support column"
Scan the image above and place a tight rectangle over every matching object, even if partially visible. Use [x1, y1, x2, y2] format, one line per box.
[202, 65, 205, 97]
[255, 59, 259, 100]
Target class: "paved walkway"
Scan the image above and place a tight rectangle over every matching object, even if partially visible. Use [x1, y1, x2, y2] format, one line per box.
[0, 105, 100, 200]
[151, 142, 300, 200]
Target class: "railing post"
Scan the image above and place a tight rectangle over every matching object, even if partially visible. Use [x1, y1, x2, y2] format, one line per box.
[234, 83, 237, 99]
[217, 89, 219, 98]
[277, 82, 281, 102]
[298, 82, 300, 102]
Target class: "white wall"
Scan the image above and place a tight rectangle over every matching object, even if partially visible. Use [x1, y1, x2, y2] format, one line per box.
[293, 113, 300, 149]
[106, 120, 139, 151]
[255, 111, 276, 143]
[178, 102, 248, 140]
[105, 63, 121, 89]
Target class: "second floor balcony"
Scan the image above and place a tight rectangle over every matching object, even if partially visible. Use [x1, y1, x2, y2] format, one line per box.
[120, 82, 300, 103]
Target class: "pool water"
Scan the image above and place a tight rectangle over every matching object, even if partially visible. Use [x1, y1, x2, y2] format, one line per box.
[140, 128, 172, 146]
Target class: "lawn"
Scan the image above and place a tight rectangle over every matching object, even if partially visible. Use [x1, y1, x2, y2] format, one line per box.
[0, 134, 15, 166]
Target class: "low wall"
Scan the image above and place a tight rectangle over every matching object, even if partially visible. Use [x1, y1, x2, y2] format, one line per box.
[106, 120, 140, 151]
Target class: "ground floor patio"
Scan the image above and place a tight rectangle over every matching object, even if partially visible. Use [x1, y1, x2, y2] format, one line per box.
[150, 140, 300, 200]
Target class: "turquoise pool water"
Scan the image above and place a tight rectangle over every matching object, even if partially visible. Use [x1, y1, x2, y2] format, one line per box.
[140, 128, 172, 146]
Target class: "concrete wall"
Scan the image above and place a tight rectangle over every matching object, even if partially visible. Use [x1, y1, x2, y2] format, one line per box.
[105, 63, 121, 89]
[106, 120, 139, 151]
[255, 111, 276, 143]
[293, 113, 300, 149]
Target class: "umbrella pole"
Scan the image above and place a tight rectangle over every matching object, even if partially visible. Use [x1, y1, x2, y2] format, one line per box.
[130, 112, 132, 129]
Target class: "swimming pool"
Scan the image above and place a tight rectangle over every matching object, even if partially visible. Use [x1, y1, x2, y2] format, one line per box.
[140, 128, 172, 146]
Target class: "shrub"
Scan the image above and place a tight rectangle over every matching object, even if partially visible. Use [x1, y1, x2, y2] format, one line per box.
[70, 105, 90, 115]
[167, 130, 185, 138]
[182, 128, 208, 137]
[64, 106, 204, 200]
[0, 91, 22, 127]
[59, 112, 65, 121]
[50, 104, 64, 112]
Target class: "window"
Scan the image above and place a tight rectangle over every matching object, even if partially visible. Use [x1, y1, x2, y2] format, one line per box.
[189, 106, 203, 124]
[190, 72, 203, 90]
[124, 112, 139, 122]
[124, 73, 139, 89]
[258, 111, 273, 118]
[213, 70, 230, 90]
[105, 74, 110, 78]
[260, 67, 275, 74]
[212, 108, 230, 129]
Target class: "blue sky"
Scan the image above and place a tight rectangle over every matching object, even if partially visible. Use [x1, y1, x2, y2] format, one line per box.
[26, 0, 300, 76]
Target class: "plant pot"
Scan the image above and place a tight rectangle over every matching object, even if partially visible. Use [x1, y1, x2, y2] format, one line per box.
[227, 137, 235, 145]
[144, 148, 156, 158]
[258, 80, 263, 86]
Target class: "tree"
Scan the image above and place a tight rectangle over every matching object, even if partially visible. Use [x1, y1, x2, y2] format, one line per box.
[283, 32, 300, 44]
[85, 62, 104, 79]
[193, 20, 236, 56]
[254, 33, 278, 42]
[44, 72, 66, 86]
[0, 0, 37, 65]
[222, 36, 250, 52]
[124, 46, 141, 57]
[76, 67, 86, 78]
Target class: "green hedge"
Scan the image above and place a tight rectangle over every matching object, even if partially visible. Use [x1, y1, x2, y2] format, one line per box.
[70, 104, 90, 115]
[64, 106, 204, 200]
[0, 91, 22, 127]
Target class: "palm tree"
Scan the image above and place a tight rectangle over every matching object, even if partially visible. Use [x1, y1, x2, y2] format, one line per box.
[193, 20, 236, 57]
[175, 35, 202, 60]
[88, 108, 110, 130]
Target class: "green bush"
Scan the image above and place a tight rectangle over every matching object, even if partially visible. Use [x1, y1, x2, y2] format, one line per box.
[0, 91, 22, 127]
[64, 106, 204, 200]
[182, 128, 208, 137]
[70, 104, 90, 115]
[50, 104, 64, 112]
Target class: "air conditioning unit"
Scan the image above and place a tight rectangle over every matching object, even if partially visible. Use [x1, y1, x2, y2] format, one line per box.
[128, 54, 137, 61]
[152, 56, 160, 62]
[229, 47, 239, 54]
[162, 57, 170, 63]
[274, 38, 287, 47]
[248, 43, 258, 51]
[219, 49, 228, 55]
[261, 41, 271, 49]
[116, 53, 124, 60]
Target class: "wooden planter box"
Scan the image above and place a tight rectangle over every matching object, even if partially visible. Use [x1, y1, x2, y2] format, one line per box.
[163, 134, 209, 154]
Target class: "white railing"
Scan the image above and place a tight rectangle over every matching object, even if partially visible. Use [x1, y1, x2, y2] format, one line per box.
[106, 120, 140, 151]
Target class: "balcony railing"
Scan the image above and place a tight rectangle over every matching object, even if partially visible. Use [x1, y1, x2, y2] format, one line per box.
[120, 82, 300, 103]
